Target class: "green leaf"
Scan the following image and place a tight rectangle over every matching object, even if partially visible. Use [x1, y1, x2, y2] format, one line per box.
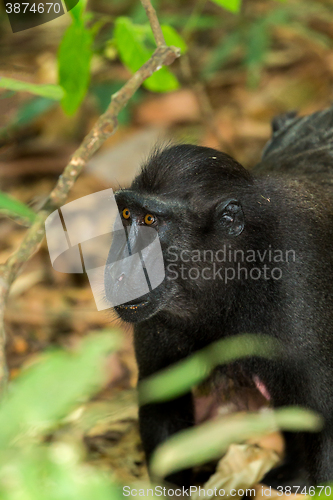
[160, 25, 187, 53]
[210, 0, 242, 13]
[0, 97, 56, 147]
[15, 97, 56, 127]
[151, 407, 323, 479]
[58, 20, 94, 115]
[68, 0, 85, 21]
[91, 82, 142, 124]
[145, 24, 187, 53]
[144, 66, 179, 93]
[114, 17, 179, 93]
[0, 90, 16, 99]
[0, 77, 63, 100]
[202, 32, 240, 79]
[245, 19, 270, 87]
[0, 331, 121, 448]
[114, 17, 149, 72]
[0, 445, 124, 500]
[139, 334, 279, 405]
[0, 191, 36, 225]
[312, 484, 333, 500]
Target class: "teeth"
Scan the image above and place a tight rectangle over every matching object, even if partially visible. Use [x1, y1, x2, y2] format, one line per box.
[117, 300, 149, 310]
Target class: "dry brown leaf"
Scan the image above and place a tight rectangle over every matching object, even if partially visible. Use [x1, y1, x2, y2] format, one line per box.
[12, 337, 29, 354]
[9, 270, 45, 298]
[87, 128, 167, 188]
[248, 432, 285, 458]
[192, 444, 280, 500]
[135, 89, 200, 125]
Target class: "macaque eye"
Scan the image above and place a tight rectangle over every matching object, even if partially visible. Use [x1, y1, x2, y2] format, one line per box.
[122, 208, 131, 220]
[144, 213, 155, 225]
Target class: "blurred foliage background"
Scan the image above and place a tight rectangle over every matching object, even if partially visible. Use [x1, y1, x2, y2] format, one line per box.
[0, 0, 333, 497]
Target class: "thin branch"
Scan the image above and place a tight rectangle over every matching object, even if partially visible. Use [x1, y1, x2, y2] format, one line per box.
[4, 44, 180, 289]
[0, 2, 181, 392]
[140, 0, 166, 47]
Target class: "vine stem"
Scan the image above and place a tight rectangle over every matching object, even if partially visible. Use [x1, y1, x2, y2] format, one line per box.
[0, 0, 180, 393]
[140, 0, 166, 47]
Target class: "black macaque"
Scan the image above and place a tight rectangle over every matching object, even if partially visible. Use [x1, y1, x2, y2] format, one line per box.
[104, 106, 333, 488]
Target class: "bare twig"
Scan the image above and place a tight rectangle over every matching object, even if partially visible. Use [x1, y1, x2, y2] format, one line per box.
[140, 0, 166, 47]
[0, 3, 181, 392]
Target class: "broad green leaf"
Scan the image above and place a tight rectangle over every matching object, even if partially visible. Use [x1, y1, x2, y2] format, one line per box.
[0, 445, 123, 500]
[114, 17, 149, 72]
[0, 191, 36, 225]
[162, 25, 187, 53]
[155, 25, 187, 54]
[139, 334, 279, 405]
[211, 0, 242, 13]
[67, 0, 85, 21]
[0, 77, 63, 100]
[114, 17, 179, 93]
[151, 408, 322, 479]
[0, 331, 121, 448]
[144, 65, 179, 93]
[58, 20, 93, 115]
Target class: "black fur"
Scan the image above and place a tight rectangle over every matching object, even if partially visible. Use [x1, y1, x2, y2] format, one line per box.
[105, 106, 333, 487]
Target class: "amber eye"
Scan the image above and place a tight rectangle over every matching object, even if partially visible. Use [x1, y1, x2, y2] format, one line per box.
[144, 213, 155, 225]
[122, 208, 131, 219]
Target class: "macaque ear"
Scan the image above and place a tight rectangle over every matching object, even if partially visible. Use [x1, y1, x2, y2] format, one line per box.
[215, 199, 245, 236]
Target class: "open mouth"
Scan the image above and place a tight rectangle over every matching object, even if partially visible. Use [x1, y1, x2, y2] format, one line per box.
[116, 299, 150, 311]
